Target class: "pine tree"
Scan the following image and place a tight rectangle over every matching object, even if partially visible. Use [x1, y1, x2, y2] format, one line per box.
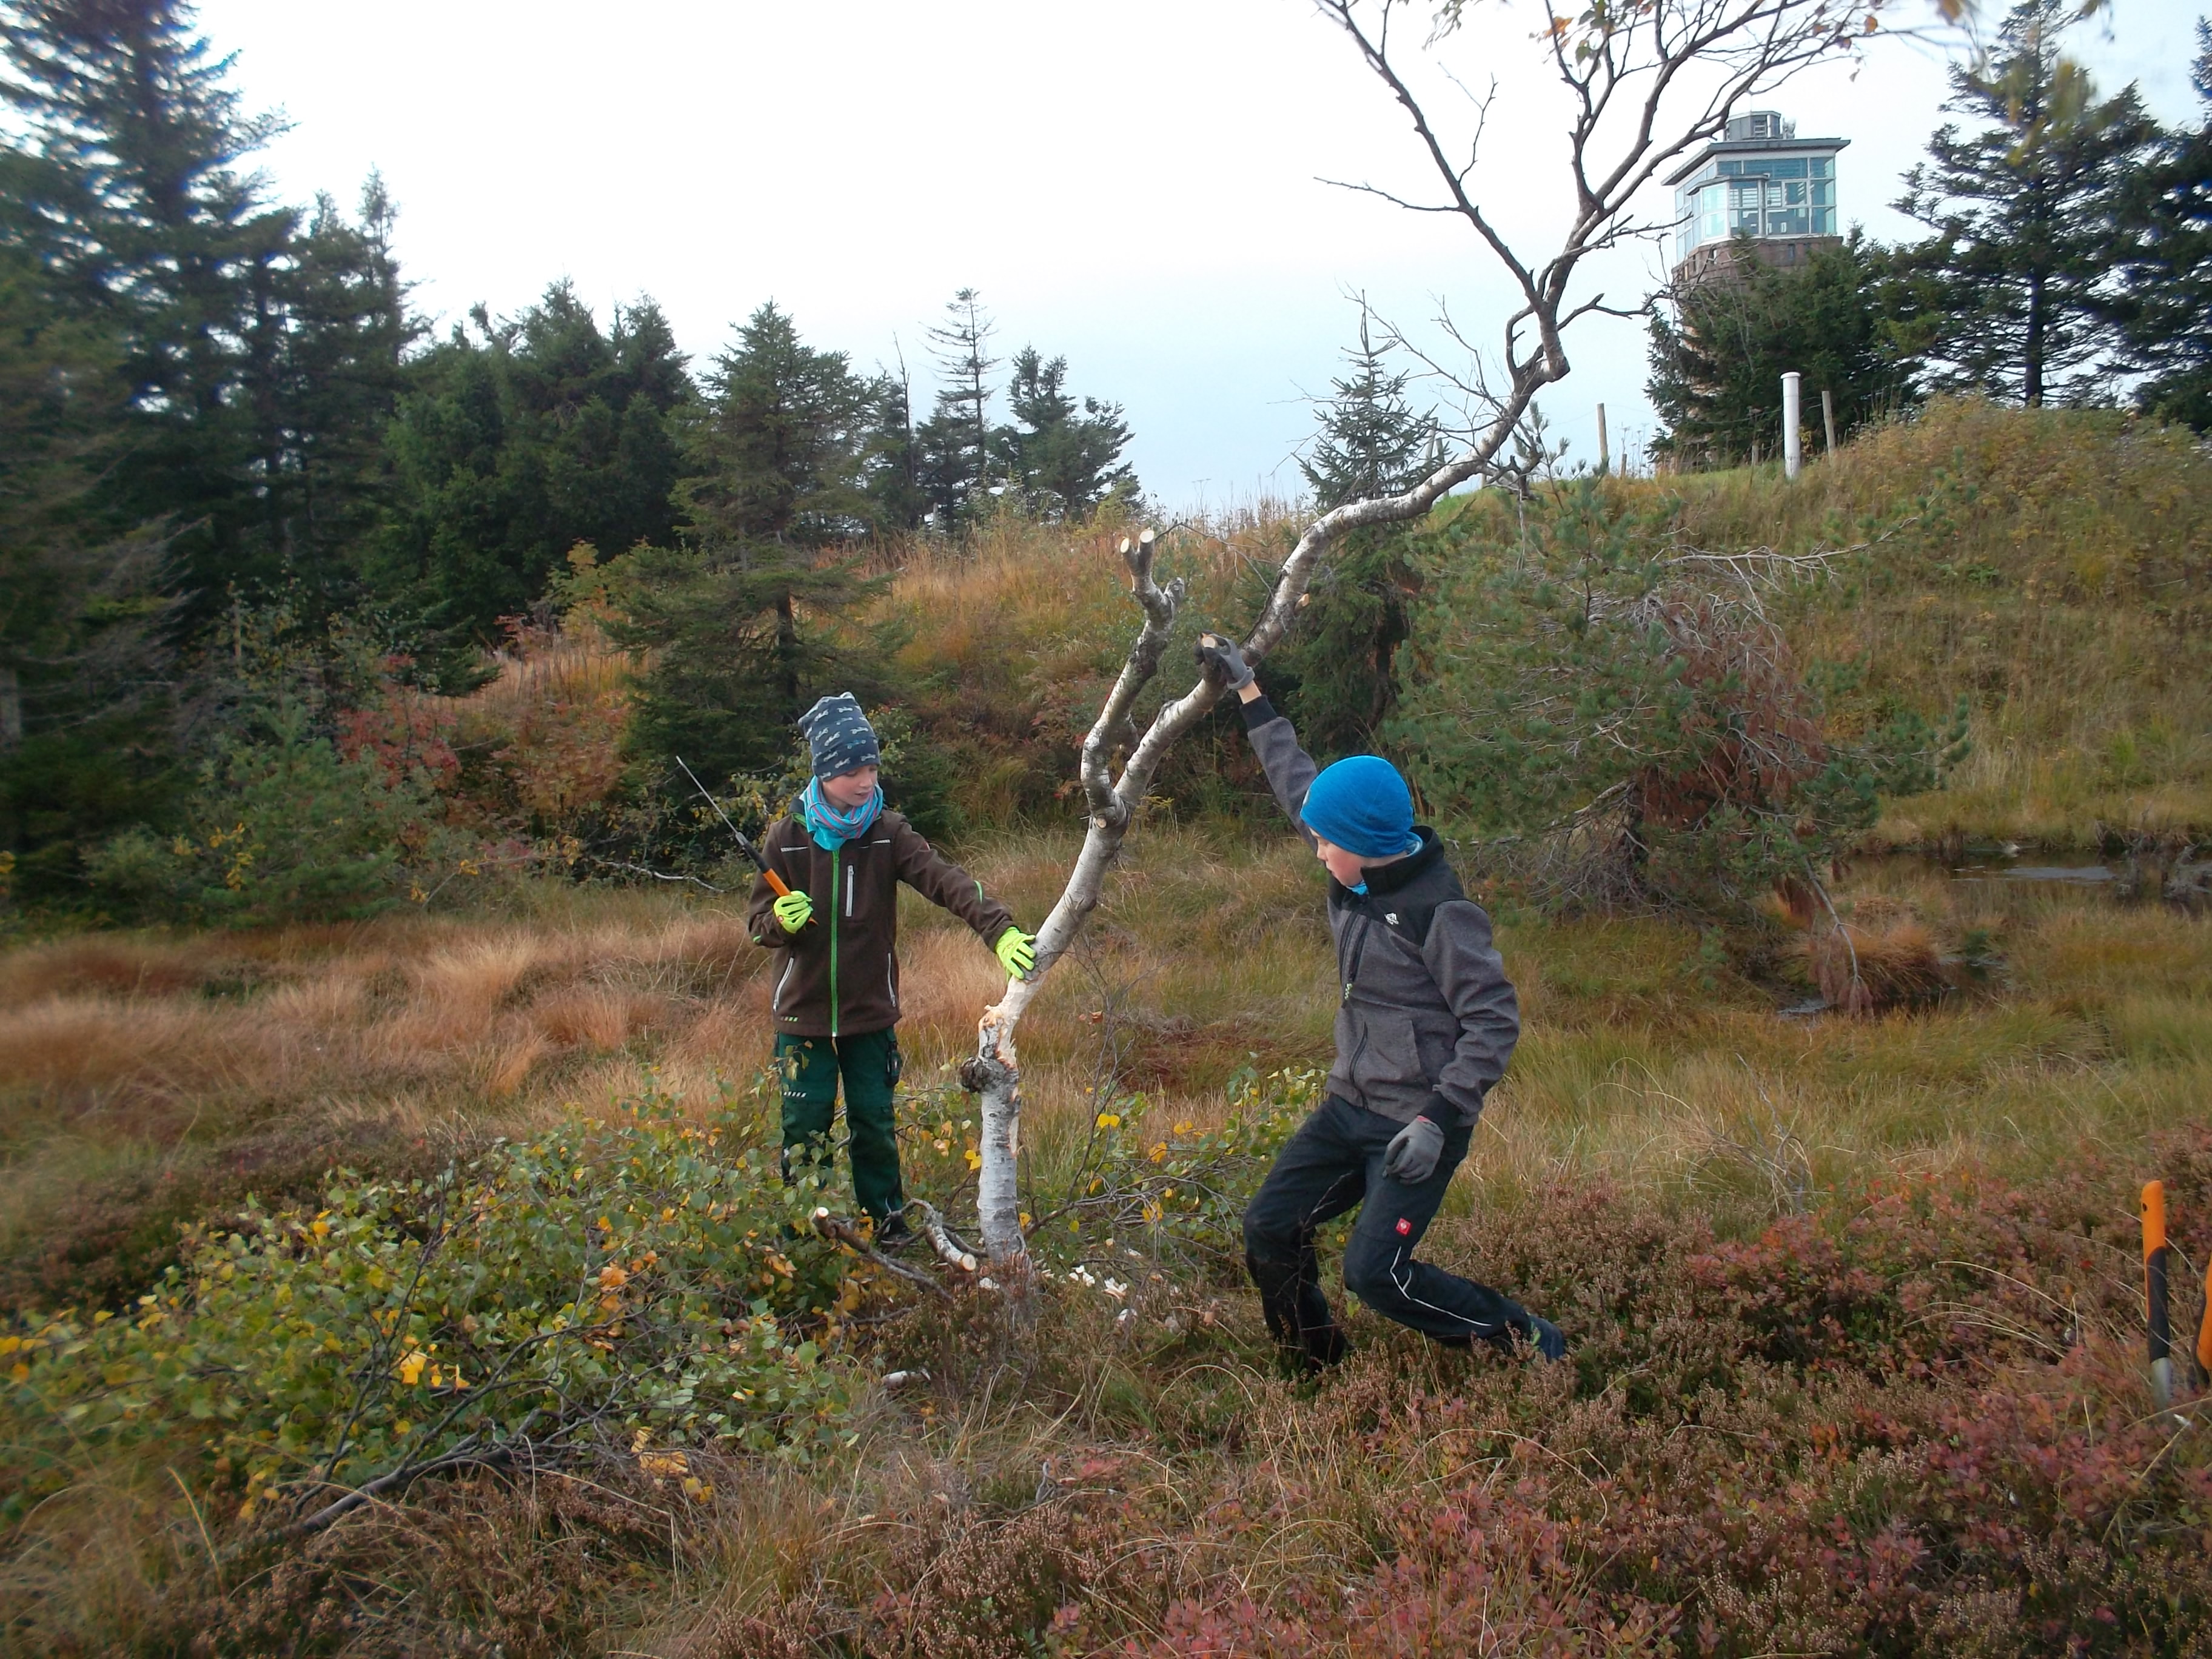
[1892, 0, 2158, 406]
[2117, 22, 2212, 430]
[617, 302, 883, 788]
[1647, 232, 1917, 466]
[916, 287, 997, 530]
[996, 347, 1138, 520]
[1267, 321, 1438, 756]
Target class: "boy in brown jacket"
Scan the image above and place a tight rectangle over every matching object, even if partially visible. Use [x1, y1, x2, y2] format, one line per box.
[746, 693, 1034, 1235]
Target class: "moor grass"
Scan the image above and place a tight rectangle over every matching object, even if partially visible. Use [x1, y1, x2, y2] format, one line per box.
[4, 830, 2211, 1654]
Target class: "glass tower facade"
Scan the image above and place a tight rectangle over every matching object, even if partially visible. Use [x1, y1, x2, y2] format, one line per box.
[1667, 113, 1846, 270]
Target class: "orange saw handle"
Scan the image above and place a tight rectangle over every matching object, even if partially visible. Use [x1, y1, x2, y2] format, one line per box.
[675, 756, 804, 915]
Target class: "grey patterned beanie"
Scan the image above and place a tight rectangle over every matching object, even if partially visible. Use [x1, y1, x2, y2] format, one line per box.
[798, 692, 881, 779]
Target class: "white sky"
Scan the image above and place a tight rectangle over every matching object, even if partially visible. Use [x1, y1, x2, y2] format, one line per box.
[196, 0, 2199, 509]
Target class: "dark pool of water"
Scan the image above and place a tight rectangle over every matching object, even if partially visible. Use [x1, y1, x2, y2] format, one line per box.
[1939, 847, 2209, 904]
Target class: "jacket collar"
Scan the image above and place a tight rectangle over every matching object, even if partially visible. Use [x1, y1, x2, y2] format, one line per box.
[1328, 826, 1447, 900]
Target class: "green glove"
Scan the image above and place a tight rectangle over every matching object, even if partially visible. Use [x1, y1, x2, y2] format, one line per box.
[773, 890, 813, 933]
[994, 925, 1036, 979]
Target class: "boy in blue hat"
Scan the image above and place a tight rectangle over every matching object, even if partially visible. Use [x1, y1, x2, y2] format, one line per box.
[746, 693, 1036, 1237]
[1196, 635, 1564, 1368]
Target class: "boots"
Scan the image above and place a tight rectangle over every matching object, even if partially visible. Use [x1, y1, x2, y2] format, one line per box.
[1245, 1247, 1348, 1371]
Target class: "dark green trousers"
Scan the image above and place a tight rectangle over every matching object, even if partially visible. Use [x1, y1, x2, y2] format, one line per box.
[776, 1029, 903, 1221]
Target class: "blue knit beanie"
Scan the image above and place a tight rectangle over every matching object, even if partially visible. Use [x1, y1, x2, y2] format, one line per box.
[798, 692, 881, 779]
[1301, 756, 1420, 859]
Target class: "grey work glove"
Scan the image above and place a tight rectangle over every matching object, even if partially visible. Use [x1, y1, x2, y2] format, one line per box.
[1195, 632, 1255, 691]
[1381, 1113, 1447, 1185]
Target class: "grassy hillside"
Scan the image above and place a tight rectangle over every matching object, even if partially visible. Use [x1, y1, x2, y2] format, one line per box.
[1667, 399, 2212, 848]
[5, 836, 2210, 1652]
[862, 400, 2211, 850]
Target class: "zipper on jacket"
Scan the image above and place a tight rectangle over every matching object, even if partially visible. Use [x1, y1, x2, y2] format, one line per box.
[829, 845, 842, 1038]
[1342, 914, 1371, 1004]
[846, 863, 855, 917]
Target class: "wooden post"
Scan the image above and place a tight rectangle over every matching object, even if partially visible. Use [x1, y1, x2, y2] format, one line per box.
[1596, 403, 1610, 475]
[1820, 387, 1838, 457]
[2146, 1180, 2173, 1409]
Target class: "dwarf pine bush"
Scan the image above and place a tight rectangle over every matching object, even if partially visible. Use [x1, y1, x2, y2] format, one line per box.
[1, 1087, 867, 1527]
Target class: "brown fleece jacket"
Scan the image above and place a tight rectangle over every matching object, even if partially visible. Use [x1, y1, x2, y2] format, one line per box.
[745, 809, 1014, 1038]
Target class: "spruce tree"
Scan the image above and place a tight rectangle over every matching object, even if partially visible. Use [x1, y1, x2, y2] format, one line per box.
[0, 237, 178, 898]
[1892, 0, 2158, 405]
[372, 282, 692, 652]
[2117, 22, 2212, 430]
[1268, 320, 1438, 756]
[263, 175, 420, 604]
[996, 346, 1138, 520]
[1647, 232, 1917, 466]
[618, 302, 883, 788]
[862, 354, 930, 531]
[1, 0, 296, 604]
[916, 287, 997, 530]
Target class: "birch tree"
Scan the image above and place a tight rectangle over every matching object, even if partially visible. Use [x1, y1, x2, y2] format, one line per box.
[960, 0, 1897, 1269]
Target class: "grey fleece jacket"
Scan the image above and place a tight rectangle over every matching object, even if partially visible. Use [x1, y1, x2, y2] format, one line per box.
[1245, 697, 1520, 1127]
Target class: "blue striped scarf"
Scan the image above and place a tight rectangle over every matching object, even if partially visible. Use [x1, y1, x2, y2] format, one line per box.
[799, 777, 883, 851]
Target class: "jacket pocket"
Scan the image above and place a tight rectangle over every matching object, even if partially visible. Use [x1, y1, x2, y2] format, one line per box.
[773, 956, 798, 1014]
[1348, 1004, 1425, 1092]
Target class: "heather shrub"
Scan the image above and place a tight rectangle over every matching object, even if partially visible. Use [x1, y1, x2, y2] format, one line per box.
[1076, 1149, 2212, 1657]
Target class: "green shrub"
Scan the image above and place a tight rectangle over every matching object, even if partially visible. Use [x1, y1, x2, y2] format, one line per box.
[1, 1087, 868, 1528]
[1031, 1065, 1317, 1276]
[1394, 478, 1968, 914]
[85, 692, 453, 925]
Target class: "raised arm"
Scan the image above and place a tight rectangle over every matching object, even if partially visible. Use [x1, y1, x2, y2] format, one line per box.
[1198, 633, 1319, 851]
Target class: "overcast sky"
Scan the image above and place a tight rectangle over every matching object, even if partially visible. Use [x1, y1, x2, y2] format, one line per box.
[196, 0, 2199, 510]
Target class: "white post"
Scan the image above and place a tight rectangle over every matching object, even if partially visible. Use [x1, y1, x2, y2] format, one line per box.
[1595, 403, 1609, 475]
[1781, 372, 1803, 481]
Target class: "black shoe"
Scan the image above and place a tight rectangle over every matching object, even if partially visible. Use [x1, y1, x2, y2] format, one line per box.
[1302, 1321, 1349, 1370]
[1524, 1314, 1567, 1362]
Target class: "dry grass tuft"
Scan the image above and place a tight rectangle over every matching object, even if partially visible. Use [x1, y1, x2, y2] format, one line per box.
[1803, 916, 1950, 1014]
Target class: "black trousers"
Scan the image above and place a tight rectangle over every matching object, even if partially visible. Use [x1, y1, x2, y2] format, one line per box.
[1242, 1094, 1529, 1363]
